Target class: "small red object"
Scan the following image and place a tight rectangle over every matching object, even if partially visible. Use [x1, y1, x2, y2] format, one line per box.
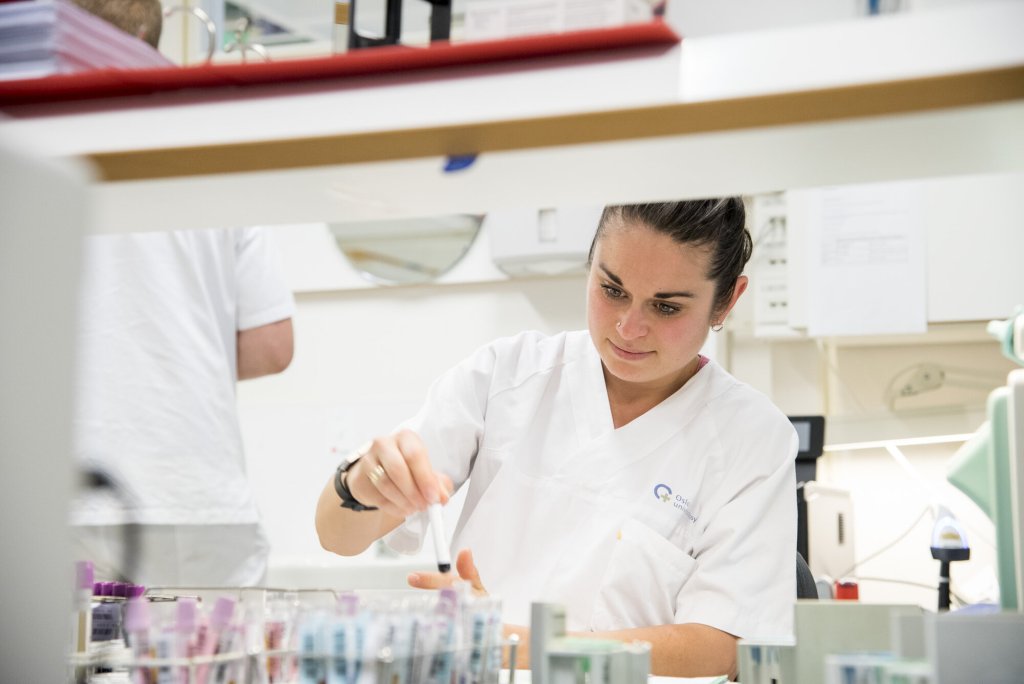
[834, 579, 859, 600]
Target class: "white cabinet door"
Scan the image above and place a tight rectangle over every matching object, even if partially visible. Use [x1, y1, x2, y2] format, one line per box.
[785, 173, 1024, 330]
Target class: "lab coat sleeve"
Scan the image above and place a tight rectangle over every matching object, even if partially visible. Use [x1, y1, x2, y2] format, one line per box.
[674, 408, 798, 640]
[384, 340, 499, 555]
[234, 226, 295, 331]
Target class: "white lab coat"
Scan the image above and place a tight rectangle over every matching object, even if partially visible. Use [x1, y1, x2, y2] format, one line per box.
[388, 330, 797, 640]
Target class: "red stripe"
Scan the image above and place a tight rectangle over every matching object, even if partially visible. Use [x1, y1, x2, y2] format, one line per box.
[0, 21, 679, 107]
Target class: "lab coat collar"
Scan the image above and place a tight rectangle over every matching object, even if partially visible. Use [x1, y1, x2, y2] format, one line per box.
[565, 331, 719, 479]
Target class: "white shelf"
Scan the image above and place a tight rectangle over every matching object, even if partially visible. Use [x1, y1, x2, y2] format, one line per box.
[1, 2, 1022, 234]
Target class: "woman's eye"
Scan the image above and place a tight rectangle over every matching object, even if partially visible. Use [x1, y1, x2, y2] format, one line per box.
[601, 285, 624, 299]
[656, 302, 680, 315]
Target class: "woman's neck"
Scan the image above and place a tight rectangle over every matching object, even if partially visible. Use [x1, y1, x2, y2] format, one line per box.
[603, 356, 703, 429]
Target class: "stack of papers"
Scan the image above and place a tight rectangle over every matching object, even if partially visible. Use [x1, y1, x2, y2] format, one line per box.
[464, 0, 655, 42]
[0, 0, 171, 81]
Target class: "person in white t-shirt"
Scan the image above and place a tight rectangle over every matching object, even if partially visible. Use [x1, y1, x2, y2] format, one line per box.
[72, 227, 295, 587]
[315, 198, 797, 679]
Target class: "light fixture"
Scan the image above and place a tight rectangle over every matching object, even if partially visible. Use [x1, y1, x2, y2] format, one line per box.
[823, 433, 974, 453]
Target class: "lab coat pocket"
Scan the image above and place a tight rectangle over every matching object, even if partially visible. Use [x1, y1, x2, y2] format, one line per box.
[590, 517, 696, 631]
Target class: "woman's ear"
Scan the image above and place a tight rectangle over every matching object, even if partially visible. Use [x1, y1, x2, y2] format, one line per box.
[713, 275, 748, 326]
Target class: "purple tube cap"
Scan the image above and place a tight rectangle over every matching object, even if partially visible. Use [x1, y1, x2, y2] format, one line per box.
[111, 582, 128, 598]
[211, 597, 236, 629]
[338, 592, 359, 616]
[100, 581, 115, 597]
[76, 561, 94, 590]
[126, 584, 146, 599]
[437, 587, 458, 616]
[176, 598, 198, 633]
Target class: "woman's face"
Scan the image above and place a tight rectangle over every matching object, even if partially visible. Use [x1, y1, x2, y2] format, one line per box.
[586, 219, 743, 395]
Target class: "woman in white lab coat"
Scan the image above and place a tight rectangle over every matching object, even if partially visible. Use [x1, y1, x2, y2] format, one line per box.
[316, 198, 797, 679]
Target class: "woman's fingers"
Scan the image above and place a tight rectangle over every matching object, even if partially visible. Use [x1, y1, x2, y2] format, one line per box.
[348, 439, 409, 516]
[407, 570, 455, 590]
[456, 548, 488, 595]
[348, 431, 449, 517]
[438, 474, 454, 505]
[408, 549, 488, 597]
[397, 428, 445, 505]
[376, 433, 429, 512]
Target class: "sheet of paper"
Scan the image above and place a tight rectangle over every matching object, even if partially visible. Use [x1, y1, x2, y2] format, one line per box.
[806, 181, 927, 337]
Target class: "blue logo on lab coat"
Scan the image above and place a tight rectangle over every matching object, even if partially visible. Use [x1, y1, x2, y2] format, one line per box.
[654, 483, 697, 522]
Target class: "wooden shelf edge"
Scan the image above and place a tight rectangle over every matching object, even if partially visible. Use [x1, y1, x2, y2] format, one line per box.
[86, 64, 1024, 182]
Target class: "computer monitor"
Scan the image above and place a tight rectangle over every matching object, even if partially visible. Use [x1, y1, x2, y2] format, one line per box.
[790, 416, 826, 563]
[791, 415, 826, 463]
[947, 368, 1024, 612]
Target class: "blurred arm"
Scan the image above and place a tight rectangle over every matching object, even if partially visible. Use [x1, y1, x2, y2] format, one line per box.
[237, 318, 293, 380]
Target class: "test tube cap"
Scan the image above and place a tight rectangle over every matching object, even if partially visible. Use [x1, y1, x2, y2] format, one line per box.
[123, 597, 150, 632]
[126, 584, 146, 599]
[338, 592, 359, 615]
[176, 597, 198, 633]
[437, 587, 458, 616]
[75, 560, 94, 589]
[111, 582, 128, 598]
[100, 581, 115, 596]
[211, 597, 236, 628]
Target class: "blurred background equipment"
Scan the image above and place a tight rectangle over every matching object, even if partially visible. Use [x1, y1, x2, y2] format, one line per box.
[946, 309, 1024, 612]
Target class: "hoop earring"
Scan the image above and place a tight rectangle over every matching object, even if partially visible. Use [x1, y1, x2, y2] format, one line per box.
[711, 323, 724, 333]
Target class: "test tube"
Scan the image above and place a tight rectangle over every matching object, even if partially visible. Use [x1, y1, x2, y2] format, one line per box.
[195, 597, 235, 684]
[71, 561, 94, 684]
[123, 597, 153, 684]
[175, 598, 198, 684]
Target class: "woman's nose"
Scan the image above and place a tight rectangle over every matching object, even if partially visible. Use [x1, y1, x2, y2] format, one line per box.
[617, 308, 648, 339]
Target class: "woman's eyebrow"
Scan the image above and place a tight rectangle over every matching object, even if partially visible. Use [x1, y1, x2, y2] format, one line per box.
[598, 263, 623, 286]
[600, 263, 695, 300]
[653, 290, 695, 300]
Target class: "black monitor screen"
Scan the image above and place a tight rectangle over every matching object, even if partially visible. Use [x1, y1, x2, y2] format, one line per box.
[788, 415, 825, 461]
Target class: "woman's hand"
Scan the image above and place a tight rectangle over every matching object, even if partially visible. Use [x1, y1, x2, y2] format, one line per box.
[347, 428, 453, 519]
[408, 549, 488, 596]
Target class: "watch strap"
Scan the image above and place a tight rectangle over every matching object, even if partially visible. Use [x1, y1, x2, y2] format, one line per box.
[334, 456, 378, 512]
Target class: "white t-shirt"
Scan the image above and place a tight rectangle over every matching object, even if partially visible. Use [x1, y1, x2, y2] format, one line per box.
[388, 330, 798, 639]
[72, 227, 294, 526]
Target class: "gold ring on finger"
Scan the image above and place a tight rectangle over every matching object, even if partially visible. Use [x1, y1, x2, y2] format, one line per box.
[367, 463, 386, 486]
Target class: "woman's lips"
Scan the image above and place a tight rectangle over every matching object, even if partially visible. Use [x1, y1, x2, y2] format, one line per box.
[610, 341, 652, 361]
